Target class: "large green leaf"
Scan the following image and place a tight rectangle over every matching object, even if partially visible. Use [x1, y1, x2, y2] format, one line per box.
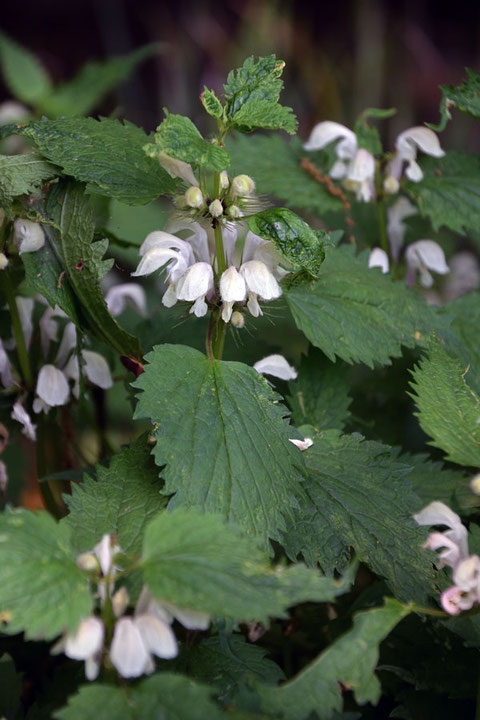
[288, 348, 352, 431]
[47, 182, 142, 357]
[12, 117, 177, 205]
[285, 245, 436, 367]
[0, 509, 93, 640]
[409, 340, 480, 467]
[142, 508, 349, 623]
[133, 344, 306, 546]
[258, 599, 410, 720]
[0, 31, 52, 105]
[405, 151, 480, 235]
[442, 292, 480, 395]
[64, 434, 167, 555]
[0, 153, 58, 205]
[145, 112, 229, 171]
[283, 431, 436, 603]
[429, 68, 480, 131]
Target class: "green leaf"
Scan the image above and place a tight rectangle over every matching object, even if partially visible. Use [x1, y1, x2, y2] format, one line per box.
[248, 207, 326, 277]
[186, 634, 284, 705]
[0, 508, 92, 640]
[38, 44, 160, 117]
[409, 340, 480, 467]
[0, 31, 52, 105]
[288, 348, 352, 430]
[12, 116, 177, 205]
[55, 674, 225, 720]
[258, 599, 410, 720]
[133, 344, 306, 546]
[227, 133, 344, 215]
[405, 151, 480, 235]
[285, 245, 437, 367]
[0, 654, 22, 720]
[142, 508, 348, 623]
[0, 153, 58, 205]
[64, 434, 167, 555]
[224, 55, 297, 134]
[48, 181, 142, 357]
[283, 431, 437, 603]
[145, 112, 229, 171]
[201, 87, 223, 119]
[429, 68, 480, 132]
[442, 291, 480, 395]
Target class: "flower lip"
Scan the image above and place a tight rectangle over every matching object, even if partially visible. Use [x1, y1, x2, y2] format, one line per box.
[36, 364, 70, 408]
[303, 121, 356, 155]
[368, 248, 389, 274]
[253, 354, 297, 381]
[396, 126, 445, 160]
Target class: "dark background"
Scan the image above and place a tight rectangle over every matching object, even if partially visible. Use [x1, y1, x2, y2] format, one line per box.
[1, 0, 479, 146]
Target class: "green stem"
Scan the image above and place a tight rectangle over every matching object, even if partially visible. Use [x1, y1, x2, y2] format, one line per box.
[408, 603, 448, 618]
[212, 317, 226, 360]
[36, 417, 64, 519]
[214, 220, 227, 276]
[0, 271, 33, 389]
[374, 163, 388, 255]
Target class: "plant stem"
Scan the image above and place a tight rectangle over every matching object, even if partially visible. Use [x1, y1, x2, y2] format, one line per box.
[36, 417, 64, 519]
[476, 663, 480, 720]
[214, 220, 227, 276]
[0, 270, 33, 389]
[212, 317, 226, 360]
[374, 163, 389, 255]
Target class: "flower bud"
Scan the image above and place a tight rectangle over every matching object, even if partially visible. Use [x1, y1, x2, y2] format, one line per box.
[112, 587, 130, 617]
[13, 219, 45, 254]
[231, 311, 245, 328]
[383, 175, 400, 195]
[185, 186, 204, 209]
[471, 474, 480, 495]
[219, 171, 229, 190]
[231, 174, 255, 197]
[76, 552, 100, 572]
[0, 253, 8, 270]
[209, 199, 223, 218]
[227, 204, 242, 219]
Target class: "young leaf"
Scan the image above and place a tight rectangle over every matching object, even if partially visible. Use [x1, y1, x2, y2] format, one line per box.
[64, 434, 167, 555]
[142, 508, 348, 622]
[133, 344, 306, 546]
[0, 508, 93, 640]
[283, 431, 437, 603]
[48, 181, 142, 358]
[258, 599, 410, 720]
[0, 153, 58, 205]
[11, 117, 177, 205]
[248, 207, 326, 277]
[0, 31, 52, 105]
[223, 55, 297, 134]
[429, 68, 480, 132]
[201, 87, 223, 119]
[285, 245, 437, 367]
[409, 340, 480, 467]
[405, 151, 480, 235]
[145, 112, 229, 171]
[288, 347, 352, 430]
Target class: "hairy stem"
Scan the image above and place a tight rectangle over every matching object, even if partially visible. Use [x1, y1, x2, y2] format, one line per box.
[374, 163, 388, 255]
[36, 417, 65, 519]
[212, 317, 227, 360]
[0, 270, 33, 389]
[214, 220, 227, 276]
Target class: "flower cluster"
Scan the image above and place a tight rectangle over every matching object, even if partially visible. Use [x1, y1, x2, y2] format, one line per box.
[414, 501, 479, 615]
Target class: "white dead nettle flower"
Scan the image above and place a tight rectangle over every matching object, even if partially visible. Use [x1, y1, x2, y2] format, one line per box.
[219, 266, 247, 322]
[185, 186, 205, 209]
[175, 262, 215, 317]
[0, 252, 8, 270]
[303, 121, 375, 202]
[11, 401, 36, 442]
[289, 438, 314, 451]
[240, 261, 281, 317]
[386, 196, 417, 261]
[157, 151, 198, 187]
[105, 283, 147, 317]
[15, 296, 34, 350]
[253, 354, 298, 381]
[442, 252, 480, 302]
[51, 616, 105, 681]
[386, 126, 445, 184]
[13, 219, 45, 254]
[414, 501, 480, 615]
[0, 339, 15, 389]
[368, 248, 389, 274]
[405, 240, 449, 288]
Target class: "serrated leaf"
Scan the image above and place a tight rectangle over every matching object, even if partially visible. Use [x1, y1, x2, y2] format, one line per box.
[145, 112, 229, 171]
[38, 44, 160, 117]
[64, 434, 167, 555]
[201, 87, 223, 118]
[409, 340, 480, 467]
[0, 509, 92, 640]
[405, 151, 480, 235]
[48, 181, 142, 357]
[224, 55, 297, 134]
[11, 116, 177, 205]
[55, 674, 225, 720]
[429, 68, 480, 132]
[0, 153, 58, 205]
[0, 31, 52, 105]
[283, 431, 437, 603]
[441, 291, 480, 395]
[354, 120, 382, 156]
[142, 508, 348, 623]
[288, 347, 352, 430]
[248, 207, 326, 276]
[227, 133, 344, 215]
[258, 599, 410, 720]
[133, 344, 306, 546]
[285, 245, 437, 367]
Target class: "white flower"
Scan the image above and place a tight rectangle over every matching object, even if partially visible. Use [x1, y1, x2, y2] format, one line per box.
[253, 354, 297, 381]
[13, 219, 45, 254]
[289, 437, 314, 451]
[220, 266, 247, 322]
[240, 261, 281, 317]
[405, 240, 449, 288]
[386, 197, 417, 261]
[156, 152, 198, 187]
[11, 401, 36, 441]
[303, 121, 375, 202]
[0, 252, 8, 270]
[185, 186, 205, 209]
[15, 296, 34, 350]
[231, 174, 255, 197]
[135, 587, 210, 631]
[175, 262, 214, 317]
[388, 127, 445, 183]
[35, 365, 70, 408]
[368, 248, 389, 274]
[105, 284, 147, 317]
[51, 616, 104, 681]
[442, 252, 480, 302]
[0, 339, 15, 389]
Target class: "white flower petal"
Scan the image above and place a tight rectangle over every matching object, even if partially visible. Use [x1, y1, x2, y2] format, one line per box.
[64, 617, 104, 661]
[347, 149, 375, 184]
[135, 587, 174, 624]
[55, 322, 77, 369]
[157, 152, 198, 186]
[242, 231, 268, 264]
[414, 501, 463, 530]
[190, 297, 208, 317]
[81, 351, 113, 390]
[406, 241, 449, 283]
[132, 247, 186, 279]
[176, 262, 214, 302]
[303, 121, 356, 156]
[240, 261, 281, 301]
[329, 160, 348, 179]
[0, 339, 15, 389]
[164, 221, 209, 264]
[289, 438, 314, 451]
[39, 308, 59, 359]
[453, 555, 480, 592]
[387, 197, 417, 260]
[13, 219, 45, 254]
[134, 615, 178, 659]
[161, 601, 210, 631]
[85, 655, 101, 681]
[396, 127, 445, 160]
[105, 284, 147, 317]
[247, 292, 262, 317]
[110, 617, 151, 678]
[11, 401, 36, 441]
[94, 534, 114, 576]
[368, 248, 389, 274]
[253, 354, 297, 381]
[36, 365, 70, 407]
[220, 267, 247, 303]
[162, 284, 178, 308]
[405, 159, 424, 182]
[16, 296, 34, 350]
